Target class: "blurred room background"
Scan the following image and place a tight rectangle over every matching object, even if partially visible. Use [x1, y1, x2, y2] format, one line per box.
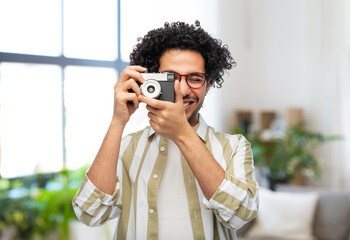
[0, 0, 349, 239]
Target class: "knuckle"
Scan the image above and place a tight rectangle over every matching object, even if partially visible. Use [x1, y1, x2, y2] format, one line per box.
[153, 101, 160, 108]
[123, 69, 132, 76]
[162, 111, 169, 119]
[119, 70, 128, 79]
[158, 117, 165, 126]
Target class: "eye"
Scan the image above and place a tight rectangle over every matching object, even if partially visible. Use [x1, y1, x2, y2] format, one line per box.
[188, 77, 203, 82]
[188, 73, 205, 82]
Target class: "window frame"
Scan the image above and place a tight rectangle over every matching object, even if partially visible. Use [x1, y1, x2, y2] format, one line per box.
[0, 0, 129, 179]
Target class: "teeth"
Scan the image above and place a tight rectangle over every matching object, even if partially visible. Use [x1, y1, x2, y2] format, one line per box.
[184, 103, 190, 107]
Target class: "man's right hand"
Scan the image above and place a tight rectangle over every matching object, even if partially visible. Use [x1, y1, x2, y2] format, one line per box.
[112, 65, 147, 126]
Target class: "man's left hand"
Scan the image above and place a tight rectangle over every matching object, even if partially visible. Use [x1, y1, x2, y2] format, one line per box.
[138, 80, 191, 141]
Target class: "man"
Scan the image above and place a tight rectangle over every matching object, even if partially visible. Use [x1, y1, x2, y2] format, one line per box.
[73, 21, 259, 240]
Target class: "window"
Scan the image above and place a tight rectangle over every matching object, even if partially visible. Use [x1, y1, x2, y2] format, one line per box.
[0, 0, 62, 56]
[0, 0, 216, 178]
[0, 63, 63, 177]
[64, 66, 116, 170]
[0, 0, 126, 178]
[63, 0, 118, 60]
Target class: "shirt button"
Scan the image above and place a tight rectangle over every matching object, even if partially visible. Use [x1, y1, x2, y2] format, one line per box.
[188, 176, 191, 183]
[149, 209, 155, 215]
[160, 147, 165, 152]
[193, 210, 198, 218]
[153, 174, 158, 179]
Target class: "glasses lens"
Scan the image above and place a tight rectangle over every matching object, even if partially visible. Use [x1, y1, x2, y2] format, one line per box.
[187, 73, 205, 88]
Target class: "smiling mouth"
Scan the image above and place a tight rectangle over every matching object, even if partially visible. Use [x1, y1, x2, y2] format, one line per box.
[183, 98, 197, 108]
[183, 101, 196, 110]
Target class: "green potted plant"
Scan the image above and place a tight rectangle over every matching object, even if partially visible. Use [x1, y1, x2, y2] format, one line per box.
[234, 122, 340, 190]
[0, 166, 87, 240]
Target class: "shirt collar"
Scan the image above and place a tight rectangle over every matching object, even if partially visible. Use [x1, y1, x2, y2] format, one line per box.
[196, 114, 208, 142]
[147, 114, 208, 142]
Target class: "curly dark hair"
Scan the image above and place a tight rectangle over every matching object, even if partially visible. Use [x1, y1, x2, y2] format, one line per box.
[129, 21, 236, 88]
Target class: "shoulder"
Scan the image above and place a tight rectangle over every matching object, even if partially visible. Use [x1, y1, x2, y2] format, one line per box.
[198, 115, 251, 150]
[206, 125, 250, 147]
[205, 126, 253, 165]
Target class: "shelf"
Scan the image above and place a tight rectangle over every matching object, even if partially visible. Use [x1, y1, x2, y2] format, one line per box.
[233, 108, 303, 137]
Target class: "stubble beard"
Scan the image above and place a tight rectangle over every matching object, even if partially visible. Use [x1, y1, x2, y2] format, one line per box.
[187, 98, 205, 126]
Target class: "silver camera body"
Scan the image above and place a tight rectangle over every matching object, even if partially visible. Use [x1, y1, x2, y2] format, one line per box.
[139, 72, 175, 102]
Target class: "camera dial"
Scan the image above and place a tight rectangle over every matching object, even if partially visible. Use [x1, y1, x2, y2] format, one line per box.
[140, 79, 162, 99]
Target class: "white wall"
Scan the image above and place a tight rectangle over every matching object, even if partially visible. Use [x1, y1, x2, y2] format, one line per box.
[215, 0, 350, 190]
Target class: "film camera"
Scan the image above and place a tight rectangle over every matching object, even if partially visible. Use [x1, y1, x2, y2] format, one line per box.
[138, 72, 175, 102]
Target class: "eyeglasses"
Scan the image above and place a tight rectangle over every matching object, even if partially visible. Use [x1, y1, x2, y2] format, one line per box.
[164, 71, 207, 89]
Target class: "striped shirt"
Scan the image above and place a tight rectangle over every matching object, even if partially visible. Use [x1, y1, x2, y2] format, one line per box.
[72, 115, 259, 239]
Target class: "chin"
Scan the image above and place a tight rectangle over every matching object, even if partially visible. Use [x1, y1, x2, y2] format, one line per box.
[187, 113, 199, 126]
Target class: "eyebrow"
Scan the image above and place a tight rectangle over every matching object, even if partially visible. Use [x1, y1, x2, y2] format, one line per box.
[160, 70, 206, 75]
[161, 70, 176, 73]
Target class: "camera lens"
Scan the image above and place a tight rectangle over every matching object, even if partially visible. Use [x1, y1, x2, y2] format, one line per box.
[140, 79, 161, 99]
[147, 85, 155, 93]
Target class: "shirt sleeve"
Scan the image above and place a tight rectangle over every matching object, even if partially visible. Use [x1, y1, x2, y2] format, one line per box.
[203, 134, 259, 230]
[72, 173, 121, 227]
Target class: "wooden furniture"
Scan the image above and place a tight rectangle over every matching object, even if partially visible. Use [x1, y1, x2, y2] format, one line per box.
[233, 108, 303, 136]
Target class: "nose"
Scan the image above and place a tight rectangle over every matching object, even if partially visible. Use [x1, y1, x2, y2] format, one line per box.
[179, 76, 191, 96]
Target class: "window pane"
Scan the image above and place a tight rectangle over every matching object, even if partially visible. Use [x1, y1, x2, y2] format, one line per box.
[64, 66, 116, 170]
[64, 0, 118, 60]
[120, 0, 217, 61]
[0, 0, 61, 56]
[0, 63, 63, 178]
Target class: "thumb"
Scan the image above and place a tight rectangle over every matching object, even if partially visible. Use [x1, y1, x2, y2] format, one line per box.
[174, 80, 183, 103]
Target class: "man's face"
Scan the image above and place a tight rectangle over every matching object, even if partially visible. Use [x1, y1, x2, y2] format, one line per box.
[158, 49, 210, 126]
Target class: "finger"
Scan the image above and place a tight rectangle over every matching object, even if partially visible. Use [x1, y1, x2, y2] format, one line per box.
[147, 111, 157, 120]
[119, 66, 147, 83]
[131, 96, 139, 110]
[124, 93, 139, 110]
[127, 78, 142, 96]
[174, 80, 183, 103]
[127, 65, 147, 71]
[115, 78, 140, 97]
[138, 95, 167, 110]
[119, 91, 137, 104]
[147, 111, 158, 128]
[121, 70, 145, 84]
[145, 104, 159, 115]
[148, 118, 158, 132]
